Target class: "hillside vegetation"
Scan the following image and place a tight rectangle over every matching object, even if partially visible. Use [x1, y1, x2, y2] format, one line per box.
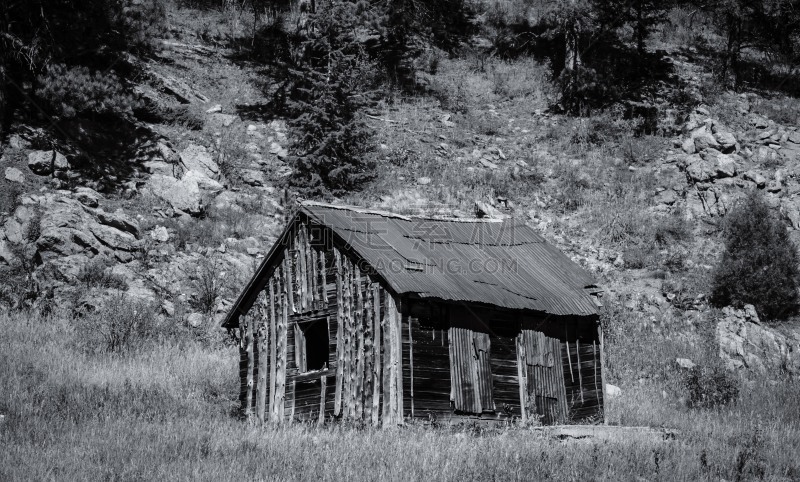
[2, 0, 800, 480]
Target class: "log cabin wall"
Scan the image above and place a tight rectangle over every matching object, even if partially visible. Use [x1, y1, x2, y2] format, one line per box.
[238, 219, 405, 426]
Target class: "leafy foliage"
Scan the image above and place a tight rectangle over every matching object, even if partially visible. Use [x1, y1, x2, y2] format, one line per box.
[710, 192, 800, 321]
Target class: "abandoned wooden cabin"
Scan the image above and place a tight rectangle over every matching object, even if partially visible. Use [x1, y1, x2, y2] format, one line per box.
[222, 202, 605, 426]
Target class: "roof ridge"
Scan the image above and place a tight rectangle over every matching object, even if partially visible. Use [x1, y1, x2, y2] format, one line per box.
[301, 201, 510, 223]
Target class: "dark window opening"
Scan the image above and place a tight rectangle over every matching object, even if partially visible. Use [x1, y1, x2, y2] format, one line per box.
[299, 318, 330, 371]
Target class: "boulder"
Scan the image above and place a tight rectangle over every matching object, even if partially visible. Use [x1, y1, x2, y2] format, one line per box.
[715, 154, 737, 178]
[675, 358, 696, 370]
[27, 150, 67, 176]
[73, 187, 101, 208]
[681, 137, 696, 154]
[34, 196, 140, 264]
[207, 113, 238, 128]
[179, 144, 220, 180]
[691, 125, 720, 152]
[788, 131, 800, 144]
[686, 159, 715, 183]
[187, 312, 205, 328]
[0, 239, 18, 266]
[150, 226, 170, 243]
[713, 131, 738, 153]
[146, 174, 203, 215]
[605, 384, 622, 397]
[743, 171, 767, 188]
[417, 177, 432, 185]
[183, 169, 224, 193]
[240, 169, 266, 187]
[717, 305, 800, 379]
[654, 189, 678, 205]
[4, 167, 24, 184]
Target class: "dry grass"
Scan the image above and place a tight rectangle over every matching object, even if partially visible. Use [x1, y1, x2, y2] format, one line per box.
[1, 309, 799, 481]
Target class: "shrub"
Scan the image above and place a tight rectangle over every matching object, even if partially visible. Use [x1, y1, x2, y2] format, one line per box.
[76, 259, 129, 291]
[74, 294, 176, 354]
[684, 365, 739, 409]
[710, 191, 800, 321]
[36, 65, 143, 120]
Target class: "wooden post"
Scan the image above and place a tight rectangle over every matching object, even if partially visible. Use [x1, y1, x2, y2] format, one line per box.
[256, 295, 269, 425]
[334, 250, 344, 416]
[382, 293, 392, 426]
[319, 374, 327, 425]
[363, 282, 374, 423]
[407, 313, 414, 419]
[576, 340, 584, 404]
[597, 322, 607, 425]
[354, 269, 365, 420]
[372, 285, 382, 426]
[516, 334, 528, 424]
[269, 277, 277, 420]
[342, 256, 353, 418]
[244, 314, 254, 420]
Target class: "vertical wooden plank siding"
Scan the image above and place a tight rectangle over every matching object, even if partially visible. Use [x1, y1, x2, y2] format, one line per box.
[382, 289, 391, 423]
[319, 375, 327, 425]
[353, 269, 365, 418]
[334, 250, 344, 416]
[576, 340, 584, 403]
[342, 256, 353, 418]
[597, 322, 607, 425]
[244, 315, 254, 419]
[273, 290, 288, 421]
[516, 334, 528, 423]
[371, 285, 382, 426]
[517, 330, 568, 424]
[267, 276, 281, 420]
[256, 293, 269, 424]
[363, 282, 375, 422]
[406, 313, 414, 419]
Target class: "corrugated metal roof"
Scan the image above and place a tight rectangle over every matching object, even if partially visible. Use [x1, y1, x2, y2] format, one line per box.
[302, 203, 599, 316]
[223, 203, 599, 329]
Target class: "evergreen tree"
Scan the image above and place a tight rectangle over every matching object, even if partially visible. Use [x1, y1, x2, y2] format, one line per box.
[710, 191, 800, 321]
[280, 0, 377, 197]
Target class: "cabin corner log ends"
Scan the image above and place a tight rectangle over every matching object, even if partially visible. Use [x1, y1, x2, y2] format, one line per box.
[229, 204, 604, 426]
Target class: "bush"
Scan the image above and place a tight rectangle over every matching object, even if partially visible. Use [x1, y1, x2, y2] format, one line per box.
[710, 192, 800, 321]
[36, 65, 143, 120]
[684, 365, 739, 409]
[74, 294, 177, 354]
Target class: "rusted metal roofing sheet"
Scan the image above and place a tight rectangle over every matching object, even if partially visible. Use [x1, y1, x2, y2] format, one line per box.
[301, 203, 599, 316]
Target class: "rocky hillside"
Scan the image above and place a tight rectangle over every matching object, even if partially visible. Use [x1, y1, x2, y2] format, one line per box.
[2, 4, 800, 385]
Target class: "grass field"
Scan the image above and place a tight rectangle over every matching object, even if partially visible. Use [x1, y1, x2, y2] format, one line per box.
[1, 310, 798, 481]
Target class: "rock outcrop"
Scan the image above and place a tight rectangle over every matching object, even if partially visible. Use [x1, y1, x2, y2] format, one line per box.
[717, 305, 800, 380]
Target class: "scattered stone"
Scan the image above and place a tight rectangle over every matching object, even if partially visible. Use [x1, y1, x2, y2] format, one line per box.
[675, 358, 696, 370]
[766, 180, 782, 193]
[8, 134, 30, 150]
[27, 150, 67, 176]
[73, 187, 101, 208]
[146, 173, 203, 215]
[479, 158, 498, 170]
[207, 113, 238, 128]
[788, 131, 800, 144]
[150, 226, 170, 243]
[749, 114, 770, 129]
[681, 137, 696, 154]
[691, 125, 720, 152]
[743, 171, 767, 188]
[179, 144, 220, 180]
[417, 177, 431, 185]
[654, 189, 678, 205]
[205, 104, 222, 114]
[183, 169, 224, 193]
[715, 154, 737, 178]
[714, 131, 737, 152]
[686, 159, 714, 183]
[605, 384, 622, 397]
[4, 167, 24, 184]
[241, 169, 266, 187]
[187, 312, 205, 328]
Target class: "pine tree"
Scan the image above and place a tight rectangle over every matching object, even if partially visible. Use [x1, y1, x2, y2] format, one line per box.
[281, 0, 377, 197]
[710, 191, 800, 321]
